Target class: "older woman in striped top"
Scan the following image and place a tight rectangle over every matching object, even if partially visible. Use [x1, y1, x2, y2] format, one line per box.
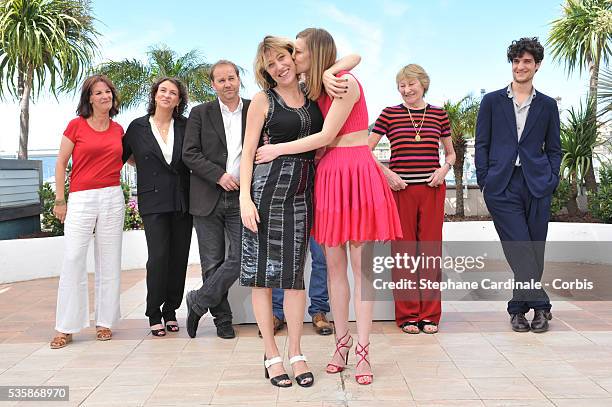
[369, 64, 456, 335]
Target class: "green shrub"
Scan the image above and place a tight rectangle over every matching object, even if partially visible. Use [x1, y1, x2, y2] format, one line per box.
[124, 195, 143, 230]
[598, 164, 612, 186]
[39, 168, 143, 235]
[121, 181, 143, 230]
[551, 178, 571, 215]
[39, 181, 67, 236]
[588, 185, 612, 223]
[588, 164, 612, 223]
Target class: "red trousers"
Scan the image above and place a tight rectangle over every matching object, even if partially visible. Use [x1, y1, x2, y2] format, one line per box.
[391, 183, 445, 326]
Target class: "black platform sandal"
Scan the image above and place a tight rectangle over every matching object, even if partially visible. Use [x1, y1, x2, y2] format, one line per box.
[165, 321, 179, 332]
[289, 355, 314, 387]
[400, 321, 420, 334]
[151, 326, 166, 337]
[264, 355, 292, 387]
[418, 320, 439, 334]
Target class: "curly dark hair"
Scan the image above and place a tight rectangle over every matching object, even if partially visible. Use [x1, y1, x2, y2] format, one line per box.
[507, 37, 544, 64]
[147, 77, 188, 119]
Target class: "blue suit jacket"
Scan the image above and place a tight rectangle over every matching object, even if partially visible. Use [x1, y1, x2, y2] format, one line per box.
[475, 87, 561, 198]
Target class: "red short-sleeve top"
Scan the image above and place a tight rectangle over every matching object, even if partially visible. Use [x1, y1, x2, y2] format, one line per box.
[63, 116, 124, 193]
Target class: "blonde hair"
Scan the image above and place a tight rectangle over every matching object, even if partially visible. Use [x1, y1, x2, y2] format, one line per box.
[296, 28, 337, 100]
[253, 36, 295, 90]
[396, 64, 430, 94]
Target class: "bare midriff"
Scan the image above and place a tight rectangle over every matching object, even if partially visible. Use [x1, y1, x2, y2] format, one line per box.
[327, 129, 369, 147]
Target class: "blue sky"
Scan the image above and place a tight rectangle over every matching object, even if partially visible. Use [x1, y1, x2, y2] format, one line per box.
[0, 0, 590, 153]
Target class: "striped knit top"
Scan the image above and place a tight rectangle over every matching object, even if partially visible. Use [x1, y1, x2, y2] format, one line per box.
[372, 104, 451, 184]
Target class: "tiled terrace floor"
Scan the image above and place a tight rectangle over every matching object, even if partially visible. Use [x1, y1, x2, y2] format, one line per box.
[1, 266, 612, 406]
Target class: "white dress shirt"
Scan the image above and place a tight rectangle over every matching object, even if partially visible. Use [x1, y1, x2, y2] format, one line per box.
[219, 98, 243, 180]
[149, 116, 174, 164]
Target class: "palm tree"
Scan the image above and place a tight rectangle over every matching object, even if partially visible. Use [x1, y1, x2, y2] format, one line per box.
[443, 95, 480, 217]
[597, 66, 612, 115]
[98, 45, 218, 110]
[0, 0, 99, 159]
[560, 96, 601, 215]
[548, 0, 612, 192]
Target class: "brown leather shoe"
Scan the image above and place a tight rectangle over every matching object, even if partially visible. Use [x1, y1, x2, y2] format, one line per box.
[312, 313, 333, 335]
[258, 315, 285, 338]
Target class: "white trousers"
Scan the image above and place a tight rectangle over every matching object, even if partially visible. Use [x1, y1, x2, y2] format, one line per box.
[55, 186, 125, 333]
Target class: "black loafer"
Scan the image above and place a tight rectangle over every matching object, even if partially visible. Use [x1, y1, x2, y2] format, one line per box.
[530, 310, 552, 333]
[186, 292, 203, 338]
[510, 313, 530, 332]
[217, 324, 236, 339]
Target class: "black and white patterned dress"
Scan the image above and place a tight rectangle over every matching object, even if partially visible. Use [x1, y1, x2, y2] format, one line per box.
[240, 87, 324, 289]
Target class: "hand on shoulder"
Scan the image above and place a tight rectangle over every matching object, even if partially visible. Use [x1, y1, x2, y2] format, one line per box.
[335, 73, 360, 103]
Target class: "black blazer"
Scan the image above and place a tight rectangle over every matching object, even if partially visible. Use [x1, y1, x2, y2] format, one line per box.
[182, 98, 250, 217]
[475, 87, 561, 198]
[122, 115, 190, 216]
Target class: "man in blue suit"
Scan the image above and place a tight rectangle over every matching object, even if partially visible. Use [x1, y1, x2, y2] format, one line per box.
[475, 37, 561, 333]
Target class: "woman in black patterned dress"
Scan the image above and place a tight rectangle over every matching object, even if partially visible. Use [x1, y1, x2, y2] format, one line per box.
[239, 36, 322, 388]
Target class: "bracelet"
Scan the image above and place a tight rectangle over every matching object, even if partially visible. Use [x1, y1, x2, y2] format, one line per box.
[444, 162, 453, 170]
[54, 199, 66, 206]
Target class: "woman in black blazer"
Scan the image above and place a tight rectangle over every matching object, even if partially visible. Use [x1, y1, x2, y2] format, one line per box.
[123, 77, 192, 336]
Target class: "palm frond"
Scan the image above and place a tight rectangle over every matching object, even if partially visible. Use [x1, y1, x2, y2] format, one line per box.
[97, 43, 225, 109]
[0, 0, 99, 99]
[97, 59, 150, 110]
[547, 0, 612, 76]
[443, 94, 480, 142]
[598, 66, 612, 115]
[147, 44, 187, 78]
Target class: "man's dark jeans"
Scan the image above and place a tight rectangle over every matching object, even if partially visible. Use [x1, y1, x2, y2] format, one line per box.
[191, 190, 241, 327]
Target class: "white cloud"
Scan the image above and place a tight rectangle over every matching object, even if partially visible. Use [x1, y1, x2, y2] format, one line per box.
[313, 3, 394, 120]
[381, 0, 410, 16]
[95, 22, 176, 64]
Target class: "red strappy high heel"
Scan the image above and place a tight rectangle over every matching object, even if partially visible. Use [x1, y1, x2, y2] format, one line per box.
[355, 342, 373, 385]
[326, 331, 353, 374]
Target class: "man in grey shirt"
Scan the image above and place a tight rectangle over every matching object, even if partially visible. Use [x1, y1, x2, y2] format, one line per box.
[475, 37, 561, 333]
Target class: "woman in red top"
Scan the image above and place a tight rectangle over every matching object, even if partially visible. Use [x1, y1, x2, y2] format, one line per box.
[254, 28, 402, 385]
[50, 75, 125, 349]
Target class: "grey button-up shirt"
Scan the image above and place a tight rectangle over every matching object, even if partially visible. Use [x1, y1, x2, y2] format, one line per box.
[507, 84, 537, 166]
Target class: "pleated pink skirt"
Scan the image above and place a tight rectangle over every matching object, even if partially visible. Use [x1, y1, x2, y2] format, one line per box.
[312, 145, 403, 247]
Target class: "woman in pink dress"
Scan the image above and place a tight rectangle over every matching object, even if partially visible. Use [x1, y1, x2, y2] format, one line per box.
[255, 28, 402, 385]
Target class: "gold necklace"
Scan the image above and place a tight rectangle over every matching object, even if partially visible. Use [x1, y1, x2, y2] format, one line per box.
[153, 118, 170, 140]
[406, 104, 427, 141]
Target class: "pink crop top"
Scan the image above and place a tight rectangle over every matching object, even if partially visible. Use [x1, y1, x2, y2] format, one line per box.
[316, 71, 369, 136]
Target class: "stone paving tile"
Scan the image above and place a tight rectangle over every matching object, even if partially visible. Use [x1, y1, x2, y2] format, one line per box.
[454, 359, 522, 379]
[398, 360, 464, 379]
[80, 383, 157, 406]
[482, 400, 555, 406]
[550, 399, 612, 407]
[144, 383, 217, 406]
[512, 360, 586, 380]
[210, 381, 279, 404]
[2, 268, 612, 405]
[408, 378, 479, 401]
[468, 377, 546, 400]
[530, 377, 610, 399]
